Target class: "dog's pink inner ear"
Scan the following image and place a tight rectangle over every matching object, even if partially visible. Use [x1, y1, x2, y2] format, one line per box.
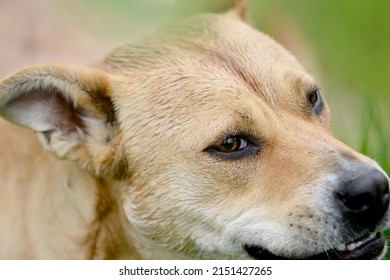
[0, 65, 125, 174]
[4, 88, 83, 137]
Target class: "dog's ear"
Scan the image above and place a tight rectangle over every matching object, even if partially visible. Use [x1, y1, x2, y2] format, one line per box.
[226, 0, 247, 20]
[0, 65, 126, 177]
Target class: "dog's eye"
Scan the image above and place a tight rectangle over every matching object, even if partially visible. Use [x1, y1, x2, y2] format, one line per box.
[307, 89, 323, 114]
[214, 137, 248, 153]
[308, 90, 318, 105]
[206, 136, 258, 160]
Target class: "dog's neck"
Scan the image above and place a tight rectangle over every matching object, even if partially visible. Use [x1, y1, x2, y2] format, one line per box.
[0, 120, 134, 259]
[0, 119, 179, 259]
[87, 178, 140, 259]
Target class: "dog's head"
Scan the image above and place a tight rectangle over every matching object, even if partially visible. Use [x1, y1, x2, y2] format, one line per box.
[0, 1, 389, 259]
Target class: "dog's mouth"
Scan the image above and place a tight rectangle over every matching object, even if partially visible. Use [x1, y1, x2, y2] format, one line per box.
[244, 232, 386, 260]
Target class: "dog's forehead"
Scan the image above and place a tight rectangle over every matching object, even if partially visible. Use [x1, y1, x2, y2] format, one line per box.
[108, 13, 313, 94]
[109, 13, 317, 125]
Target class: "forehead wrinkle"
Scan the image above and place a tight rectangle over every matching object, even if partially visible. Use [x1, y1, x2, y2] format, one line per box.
[196, 47, 282, 113]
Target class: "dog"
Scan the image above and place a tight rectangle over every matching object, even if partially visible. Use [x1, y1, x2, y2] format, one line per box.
[0, 0, 389, 259]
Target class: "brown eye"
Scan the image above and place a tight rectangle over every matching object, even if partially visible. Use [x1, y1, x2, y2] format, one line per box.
[214, 137, 248, 153]
[206, 135, 259, 160]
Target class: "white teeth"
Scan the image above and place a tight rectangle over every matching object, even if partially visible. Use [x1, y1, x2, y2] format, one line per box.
[335, 244, 346, 251]
[347, 242, 358, 251]
[335, 233, 377, 252]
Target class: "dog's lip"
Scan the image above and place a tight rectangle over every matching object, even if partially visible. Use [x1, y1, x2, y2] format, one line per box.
[244, 232, 386, 260]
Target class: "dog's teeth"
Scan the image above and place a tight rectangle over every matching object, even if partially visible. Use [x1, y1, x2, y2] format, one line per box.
[347, 240, 365, 251]
[334, 233, 378, 253]
[335, 244, 346, 251]
[369, 233, 377, 240]
[347, 243, 357, 251]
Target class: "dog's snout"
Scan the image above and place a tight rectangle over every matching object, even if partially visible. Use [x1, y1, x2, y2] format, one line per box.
[335, 167, 389, 227]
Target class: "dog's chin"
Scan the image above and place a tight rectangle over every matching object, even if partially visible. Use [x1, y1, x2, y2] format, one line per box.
[244, 232, 387, 260]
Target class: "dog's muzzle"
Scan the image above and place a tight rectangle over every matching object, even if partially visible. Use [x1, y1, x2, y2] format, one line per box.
[245, 164, 390, 260]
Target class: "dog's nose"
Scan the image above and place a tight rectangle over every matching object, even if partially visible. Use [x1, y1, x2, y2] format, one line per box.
[335, 167, 389, 228]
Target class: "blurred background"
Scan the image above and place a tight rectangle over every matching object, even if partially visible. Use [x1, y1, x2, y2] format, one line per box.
[1, 0, 389, 258]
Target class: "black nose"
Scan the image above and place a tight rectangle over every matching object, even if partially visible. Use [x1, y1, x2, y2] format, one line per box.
[335, 167, 389, 228]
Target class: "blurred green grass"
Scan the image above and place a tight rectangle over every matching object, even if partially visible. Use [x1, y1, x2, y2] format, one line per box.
[64, 0, 390, 259]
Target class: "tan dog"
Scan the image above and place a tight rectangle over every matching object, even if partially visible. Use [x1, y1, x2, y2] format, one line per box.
[0, 1, 389, 259]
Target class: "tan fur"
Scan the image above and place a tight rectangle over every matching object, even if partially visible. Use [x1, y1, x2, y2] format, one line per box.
[0, 2, 389, 259]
